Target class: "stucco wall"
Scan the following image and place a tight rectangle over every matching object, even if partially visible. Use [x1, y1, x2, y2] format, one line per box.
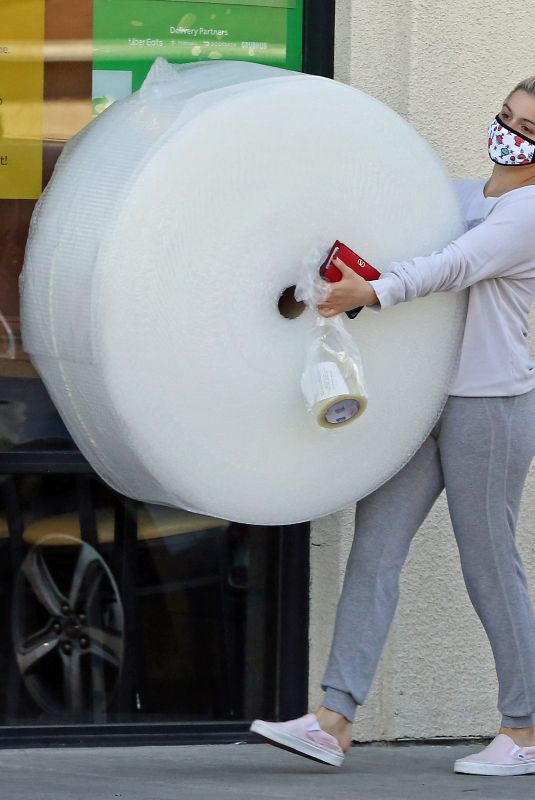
[308, 0, 535, 741]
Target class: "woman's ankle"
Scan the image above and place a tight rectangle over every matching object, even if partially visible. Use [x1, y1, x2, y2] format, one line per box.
[499, 724, 535, 747]
[315, 706, 353, 751]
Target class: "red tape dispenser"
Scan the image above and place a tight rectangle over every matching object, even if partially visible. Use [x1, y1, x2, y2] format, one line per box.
[319, 241, 381, 319]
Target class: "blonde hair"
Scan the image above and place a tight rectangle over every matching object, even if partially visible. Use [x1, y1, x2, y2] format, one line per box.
[507, 76, 535, 100]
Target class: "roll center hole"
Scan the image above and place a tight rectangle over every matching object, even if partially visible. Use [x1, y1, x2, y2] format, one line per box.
[278, 286, 306, 320]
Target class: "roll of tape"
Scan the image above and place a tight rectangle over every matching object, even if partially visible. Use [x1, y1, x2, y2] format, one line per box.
[301, 360, 367, 428]
[20, 58, 467, 525]
[315, 395, 366, 429]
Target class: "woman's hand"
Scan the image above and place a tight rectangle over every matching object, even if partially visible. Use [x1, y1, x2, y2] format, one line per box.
[317, 258, 379, 317]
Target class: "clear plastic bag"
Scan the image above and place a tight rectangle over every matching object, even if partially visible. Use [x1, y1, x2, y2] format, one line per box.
[296, 246, 368, 428]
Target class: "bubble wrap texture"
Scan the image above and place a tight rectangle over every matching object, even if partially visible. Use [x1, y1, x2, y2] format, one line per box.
[20, 58, 467, 525]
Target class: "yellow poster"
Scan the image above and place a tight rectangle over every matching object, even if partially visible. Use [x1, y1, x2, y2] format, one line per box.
[0, 0, 45, 199]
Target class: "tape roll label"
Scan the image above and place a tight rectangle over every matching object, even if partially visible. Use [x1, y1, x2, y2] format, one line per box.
[301, 361, 349, 406]
[324, 398, 361, 425]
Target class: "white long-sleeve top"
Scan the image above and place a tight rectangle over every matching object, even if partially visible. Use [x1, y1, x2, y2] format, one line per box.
[369, 179, 535, 396]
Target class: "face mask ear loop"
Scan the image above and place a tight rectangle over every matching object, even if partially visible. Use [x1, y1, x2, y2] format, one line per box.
[0, 310, 16, 360]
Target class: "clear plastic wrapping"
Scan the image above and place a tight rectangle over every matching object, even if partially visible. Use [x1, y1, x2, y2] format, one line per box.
[296, 247, 368, 428]
[301, 316, 368, 428]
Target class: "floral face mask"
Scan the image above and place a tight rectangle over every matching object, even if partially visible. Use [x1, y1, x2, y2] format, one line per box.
[488, 116, 535, 166]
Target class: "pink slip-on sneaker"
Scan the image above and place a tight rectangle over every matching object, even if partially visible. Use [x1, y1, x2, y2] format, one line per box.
[454, 733, 535, 776]
[249, 713, 345, 767]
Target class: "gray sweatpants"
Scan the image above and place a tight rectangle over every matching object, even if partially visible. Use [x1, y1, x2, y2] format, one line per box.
[321, 390, 535, 729]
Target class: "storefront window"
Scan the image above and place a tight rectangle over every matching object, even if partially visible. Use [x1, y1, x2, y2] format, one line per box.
[0, 464, 306, 726]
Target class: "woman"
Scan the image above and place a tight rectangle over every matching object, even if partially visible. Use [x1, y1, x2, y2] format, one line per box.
[251, 76, 535, 777]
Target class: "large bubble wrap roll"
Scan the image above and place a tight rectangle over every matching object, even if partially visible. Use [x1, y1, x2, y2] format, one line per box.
[21, 58, 467, 525]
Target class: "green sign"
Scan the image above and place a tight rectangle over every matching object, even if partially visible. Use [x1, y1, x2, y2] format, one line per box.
[179, 1, 297, 7]
[93, 0, 303, 114]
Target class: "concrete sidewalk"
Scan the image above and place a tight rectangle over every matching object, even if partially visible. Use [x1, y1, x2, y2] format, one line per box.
[1, 741, 535, 800]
